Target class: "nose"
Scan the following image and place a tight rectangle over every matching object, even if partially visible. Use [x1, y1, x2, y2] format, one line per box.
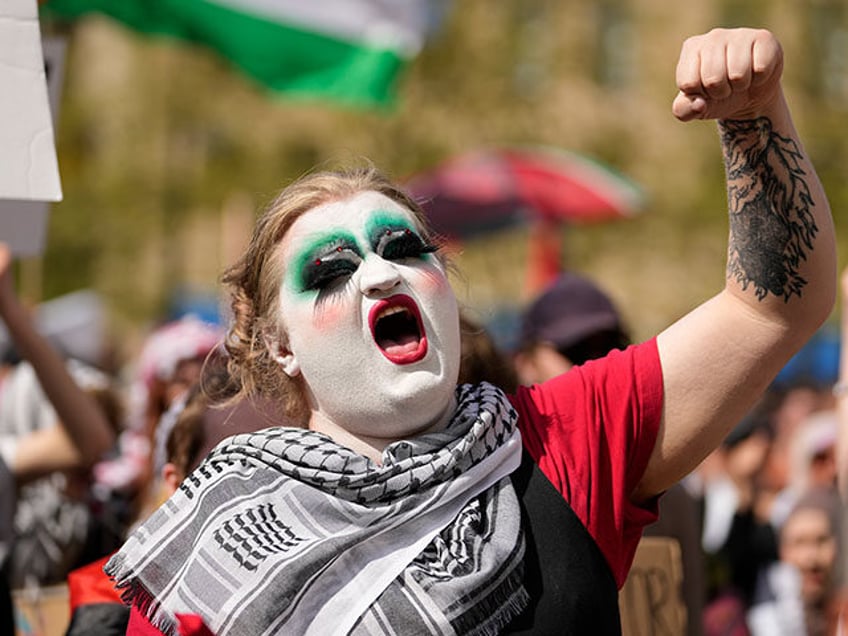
[356, 255, 402, 296]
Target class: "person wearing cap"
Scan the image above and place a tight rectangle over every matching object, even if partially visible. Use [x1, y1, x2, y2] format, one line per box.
[513, 271, 630, 385]
[515, 272, 707, 636]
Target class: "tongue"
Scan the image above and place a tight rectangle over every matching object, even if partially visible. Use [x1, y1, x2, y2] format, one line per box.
[380, 333, 420, 356]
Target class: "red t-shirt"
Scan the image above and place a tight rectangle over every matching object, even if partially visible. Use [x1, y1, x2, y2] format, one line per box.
[510, 337, 664, 588]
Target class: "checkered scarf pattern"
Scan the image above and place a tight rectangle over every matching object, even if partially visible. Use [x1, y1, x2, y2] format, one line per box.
[106, 382, 528, 636]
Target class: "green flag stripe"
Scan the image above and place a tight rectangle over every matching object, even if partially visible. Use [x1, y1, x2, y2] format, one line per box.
[43, 0, 407, 107]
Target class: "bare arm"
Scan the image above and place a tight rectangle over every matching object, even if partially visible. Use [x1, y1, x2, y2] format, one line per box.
[634, 29, 836, 499]
[10, 426, 85, 484]
[0, 244, 115, 468]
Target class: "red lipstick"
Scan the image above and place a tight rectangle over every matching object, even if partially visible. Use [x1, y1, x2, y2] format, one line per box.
[368, 294, 428, 364]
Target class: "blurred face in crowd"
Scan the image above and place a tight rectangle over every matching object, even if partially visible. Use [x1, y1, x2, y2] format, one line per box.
[761, 387, 828, 493]
[724, 429, 771, 484]
[273, 190, 461, 446]
[165, 357, 205, 407]
[807, 445, 837, 491]
[780, 506, 837, 605]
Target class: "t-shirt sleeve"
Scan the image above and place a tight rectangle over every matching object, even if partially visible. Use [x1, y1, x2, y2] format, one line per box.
[509, 338, 664, 588]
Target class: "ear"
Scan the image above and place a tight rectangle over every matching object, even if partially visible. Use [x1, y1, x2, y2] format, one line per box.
[264, 333, 301, 377]
[277, 350, 301, 377]
[162, 462, 183, 496]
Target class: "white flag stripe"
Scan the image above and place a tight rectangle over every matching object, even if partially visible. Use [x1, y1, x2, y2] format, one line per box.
[210, 0, 431, 53]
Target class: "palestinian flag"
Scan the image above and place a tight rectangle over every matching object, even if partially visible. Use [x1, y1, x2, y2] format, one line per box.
[41, 0, 440, 108]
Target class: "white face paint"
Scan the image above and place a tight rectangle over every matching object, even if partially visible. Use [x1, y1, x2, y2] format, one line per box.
[275, 191, 461, 447]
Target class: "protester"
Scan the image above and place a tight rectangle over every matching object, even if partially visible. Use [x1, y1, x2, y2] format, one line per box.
[835, 267, 848, 502]
[512, 271, 629, 385]
[780, 410, 838, 511]
[757, 380, 833, 529]
[0, 458, 13, 635]
[830, 265, 848, 635]
[516, 270, 705, 636]
[106, 27, 836, 635]
[747, 488, 843, 636]
[697, 405, 779, 634]
[0, 241, 120, 593]
[131, 316, 226, 443]
[458, 312, 518, 393]
[156, 357, 286, 503]
[0, 240, 117, 634]
[92, 314, 224, 519]
[4, 361, 123, 589]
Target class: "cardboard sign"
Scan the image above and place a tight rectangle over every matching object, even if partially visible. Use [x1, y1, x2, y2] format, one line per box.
[0, 0, 62, 202]
[12, 584, 70, 636]
[619, 537, 687, 636]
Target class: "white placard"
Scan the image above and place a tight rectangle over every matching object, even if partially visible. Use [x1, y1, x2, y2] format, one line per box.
[0, 34, 67, 256]
[0, 0, 62, 201]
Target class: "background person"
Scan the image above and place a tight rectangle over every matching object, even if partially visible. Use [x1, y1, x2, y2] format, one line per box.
[458, 312, 518, 393]
[515, 270, 704, 636]
[92, 314, 224, 521]
[747, 488, 843, 636]
[0, 242, 119, 591]
[512, 270, 630, 385]
[696, 406, 777, 634]
[66, 361, 242, 636]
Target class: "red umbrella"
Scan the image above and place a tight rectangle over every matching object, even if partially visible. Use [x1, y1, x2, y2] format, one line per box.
[405, 146, 646, 240]
[404, 146, 646, 292]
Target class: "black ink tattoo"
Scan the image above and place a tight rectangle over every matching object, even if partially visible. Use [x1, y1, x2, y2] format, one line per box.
[720, 117, 817, 302]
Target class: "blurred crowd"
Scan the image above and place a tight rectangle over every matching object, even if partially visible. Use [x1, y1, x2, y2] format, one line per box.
[1, 246, 847, 636]
[688, 377, 843, 636]
[507, 271, 848, 636]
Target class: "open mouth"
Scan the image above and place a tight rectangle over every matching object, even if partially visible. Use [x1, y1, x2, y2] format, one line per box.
[369, 294, 428, 365]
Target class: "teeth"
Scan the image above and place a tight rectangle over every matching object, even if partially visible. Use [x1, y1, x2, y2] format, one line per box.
[377, 305, 407, 321]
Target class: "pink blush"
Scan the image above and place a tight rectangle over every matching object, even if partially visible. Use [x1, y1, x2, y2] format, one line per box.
[312, 301, 346, 331]
[414, 268, 451, 294]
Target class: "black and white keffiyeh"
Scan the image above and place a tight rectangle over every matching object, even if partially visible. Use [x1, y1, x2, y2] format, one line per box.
[106, 382, 528, 636]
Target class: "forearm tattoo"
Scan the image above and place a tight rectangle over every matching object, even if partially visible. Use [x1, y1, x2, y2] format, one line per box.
[720, 117, 817, 301]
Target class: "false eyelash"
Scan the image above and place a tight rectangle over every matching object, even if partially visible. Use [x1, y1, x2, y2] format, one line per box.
[301, 257, 358, 292]
[379, 229, 439, 261]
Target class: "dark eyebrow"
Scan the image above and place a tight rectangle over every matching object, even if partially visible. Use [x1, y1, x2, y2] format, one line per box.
[366, 213, 417, 251]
